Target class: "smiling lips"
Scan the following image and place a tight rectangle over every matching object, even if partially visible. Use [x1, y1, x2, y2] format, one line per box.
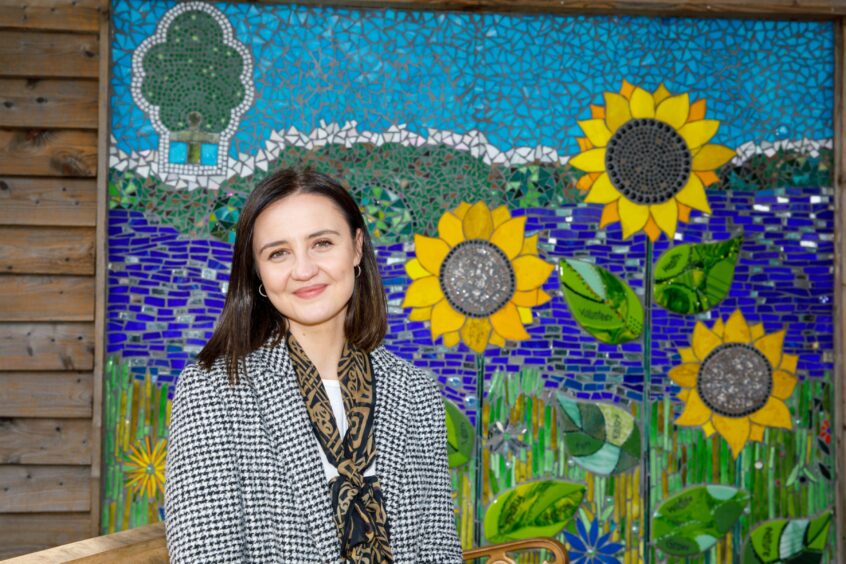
[293, 284, 328, 299]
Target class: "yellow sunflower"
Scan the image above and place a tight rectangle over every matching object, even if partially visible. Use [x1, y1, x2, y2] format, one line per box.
[124, 436, 167, 498]
[570, 81, 736, 241]
[402, 201, 554, 353]
[670, 309, 798, 458]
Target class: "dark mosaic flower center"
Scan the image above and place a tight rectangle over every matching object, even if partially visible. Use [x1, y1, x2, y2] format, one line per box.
[697, 343, 773, 418]
[439, 240, 516, 318]
[605, 118, 692, 205]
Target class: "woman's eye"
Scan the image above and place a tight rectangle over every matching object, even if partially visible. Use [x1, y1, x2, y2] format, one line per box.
[315, 239, 333, 248]
[269, 249, 289, 259]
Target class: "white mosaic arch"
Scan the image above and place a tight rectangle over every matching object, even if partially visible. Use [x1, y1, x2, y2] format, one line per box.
[131, 1, 255, 177]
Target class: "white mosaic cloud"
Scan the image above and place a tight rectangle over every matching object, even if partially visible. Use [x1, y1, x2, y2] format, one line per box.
[109, 122, 833, 191]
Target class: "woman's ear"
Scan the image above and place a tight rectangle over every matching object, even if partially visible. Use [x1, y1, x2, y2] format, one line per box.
[354, 228, 364, 264]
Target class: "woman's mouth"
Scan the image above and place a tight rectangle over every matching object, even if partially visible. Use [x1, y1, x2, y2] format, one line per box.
[293, 284, 327, 299]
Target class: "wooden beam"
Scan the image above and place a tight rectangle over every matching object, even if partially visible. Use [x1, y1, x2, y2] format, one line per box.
[0, 465, 90, 512]
[0, 79, 99, 130]
[247, 0, 846, 17]
[0, 177, 97, 226]
[1, 522, 166, 563]
[0, 322, 94, 371]
[0, 418, 91, 465]
[835, 15, 846, 561]
[0, 129, 97, 177]
[0, 513, 90, 560]
[0, 372, 93, 418]
[0, 227, 95, 275]
[0, 31, 98, 79]
[0, 1, 101, 33]
[89, 0, 111, 538]
[0, 276, 94, 322]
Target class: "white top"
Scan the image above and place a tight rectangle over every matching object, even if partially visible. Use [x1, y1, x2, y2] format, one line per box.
[317, 379, 376, 482]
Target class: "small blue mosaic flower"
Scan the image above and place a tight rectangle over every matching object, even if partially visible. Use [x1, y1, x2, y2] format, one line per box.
[564, 518, 624, 564]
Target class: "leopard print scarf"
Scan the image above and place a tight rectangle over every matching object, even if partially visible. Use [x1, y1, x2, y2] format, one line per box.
[287, 334, 393, 563]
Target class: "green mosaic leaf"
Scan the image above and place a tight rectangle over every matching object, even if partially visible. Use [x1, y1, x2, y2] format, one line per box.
[654, 485, 750, 557]
[742, 510, 832, 564]
[559, 259, 643, 344]
[483, 480, 585, 544]
[654, 236, 742, 315]
[444, 398, 474, 468]
[553, 394, 640, 475]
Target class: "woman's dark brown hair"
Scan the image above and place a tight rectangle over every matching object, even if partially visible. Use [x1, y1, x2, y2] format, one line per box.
[197, 167, 388, 383]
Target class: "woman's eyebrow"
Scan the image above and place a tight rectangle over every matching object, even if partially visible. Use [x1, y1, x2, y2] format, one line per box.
[258, 230, 341, 253]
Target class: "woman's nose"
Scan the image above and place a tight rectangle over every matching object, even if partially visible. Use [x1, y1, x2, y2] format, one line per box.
[290, 253, 319, 280]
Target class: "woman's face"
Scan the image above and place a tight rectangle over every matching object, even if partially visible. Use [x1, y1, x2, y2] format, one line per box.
[252, 192, 363, 333]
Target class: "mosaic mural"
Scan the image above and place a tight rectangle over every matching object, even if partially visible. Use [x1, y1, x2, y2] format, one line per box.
[106, 1, 837, 561]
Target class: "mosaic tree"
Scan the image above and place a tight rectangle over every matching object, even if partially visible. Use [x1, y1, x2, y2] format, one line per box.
[132, 3, 253, 172]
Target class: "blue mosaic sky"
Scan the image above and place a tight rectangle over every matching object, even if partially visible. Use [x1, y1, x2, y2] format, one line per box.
[111, 0, 834, 159]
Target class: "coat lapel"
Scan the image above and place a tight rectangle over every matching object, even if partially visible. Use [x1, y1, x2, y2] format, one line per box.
[247, 342, 341, 562]
[370, 347, 410, 531]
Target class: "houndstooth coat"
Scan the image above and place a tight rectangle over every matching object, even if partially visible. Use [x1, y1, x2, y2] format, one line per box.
[164, 341, 463, 563]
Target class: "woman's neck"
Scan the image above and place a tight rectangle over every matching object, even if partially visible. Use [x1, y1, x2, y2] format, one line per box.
[287, 318, 345, 381]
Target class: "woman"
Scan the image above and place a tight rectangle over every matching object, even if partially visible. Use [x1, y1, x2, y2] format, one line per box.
[164, 168, 462, 563]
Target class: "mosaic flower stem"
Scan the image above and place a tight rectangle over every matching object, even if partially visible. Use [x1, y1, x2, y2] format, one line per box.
[642, 237, 654, 561]
[473, 353, 485, 547]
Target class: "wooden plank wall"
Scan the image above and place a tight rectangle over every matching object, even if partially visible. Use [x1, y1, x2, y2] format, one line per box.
[0, 0, 106, 558]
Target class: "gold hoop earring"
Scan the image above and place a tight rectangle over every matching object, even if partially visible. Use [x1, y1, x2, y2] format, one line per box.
[355, 264, 362, 278]
[258, 284, 268, 298]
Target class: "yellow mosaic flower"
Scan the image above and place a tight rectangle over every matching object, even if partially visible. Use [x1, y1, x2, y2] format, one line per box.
[570, 81, 735, 241]
[402, 201, 554, 353]
[124, 436, 167, 498]
[670, 309, 797, 458]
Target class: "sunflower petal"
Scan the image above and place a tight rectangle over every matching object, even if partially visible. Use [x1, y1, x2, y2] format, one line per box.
[590, 104, 606, 119]
[569, 148, 607, 173]
[402, 276, 443, 307]
[460, 317, 492, 353]
[521, 234, 539, 256]
[688, 99, 707, 121]
[675, 389, 711, 426]
[643, 217, 661, 241]
[712, 319, 725, 338]
[629, 87, 655, 118]
[676, 174, 712, 214]
[513, 255, 555, 291]
[749, 424, 765, 442]
[438, 212, 464, 247]
[512, 288, 551, 307]
[696, 170, 721, 187]
[655, 93, 690, 130]
[576, 173, 596, 191]
[653, 83, 671, 104]
[618, 198, 650, 239]
[669, 363, 698, 388]
[679, 347, 697, 363]
[518, 306, 533, 324]
[415, 234, 450, 275]
[604, 92, 632, 132]
[650, 198, 678, 239]
[490, 302, 530, 341]
[489, 333, 506, 347]
[409, 306, 432, 321]
[693, 144, 736, 171]
[780, 353, 798, 373]
[405, 258, 430, 280]
[754, 329, 785, 368]
[723, 309, 751, 343]
[491, 205, 511, 229]
[462, 201, 494, 240]
[619, 80, 635, 99]
[599, 201, 620, 228]
[693, 321, 722, 359]
[771, 369, 798, 400]
[453, 202, 472, 220]
[579, 119, 613, 147]
[750, 323, 765, 341]
[443, 332, 460, 348]
[679, 120, 720, 150]
[712, 413, 750, 458]
[702, 421, 717, 438]
[491, 216, 527, 260]
[585, 173, 622, 204]
[678, 389, 690, 402]
[678, 203, 692, 223]
[431, 299, 466, 339]
[750, 397, 792, 429]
